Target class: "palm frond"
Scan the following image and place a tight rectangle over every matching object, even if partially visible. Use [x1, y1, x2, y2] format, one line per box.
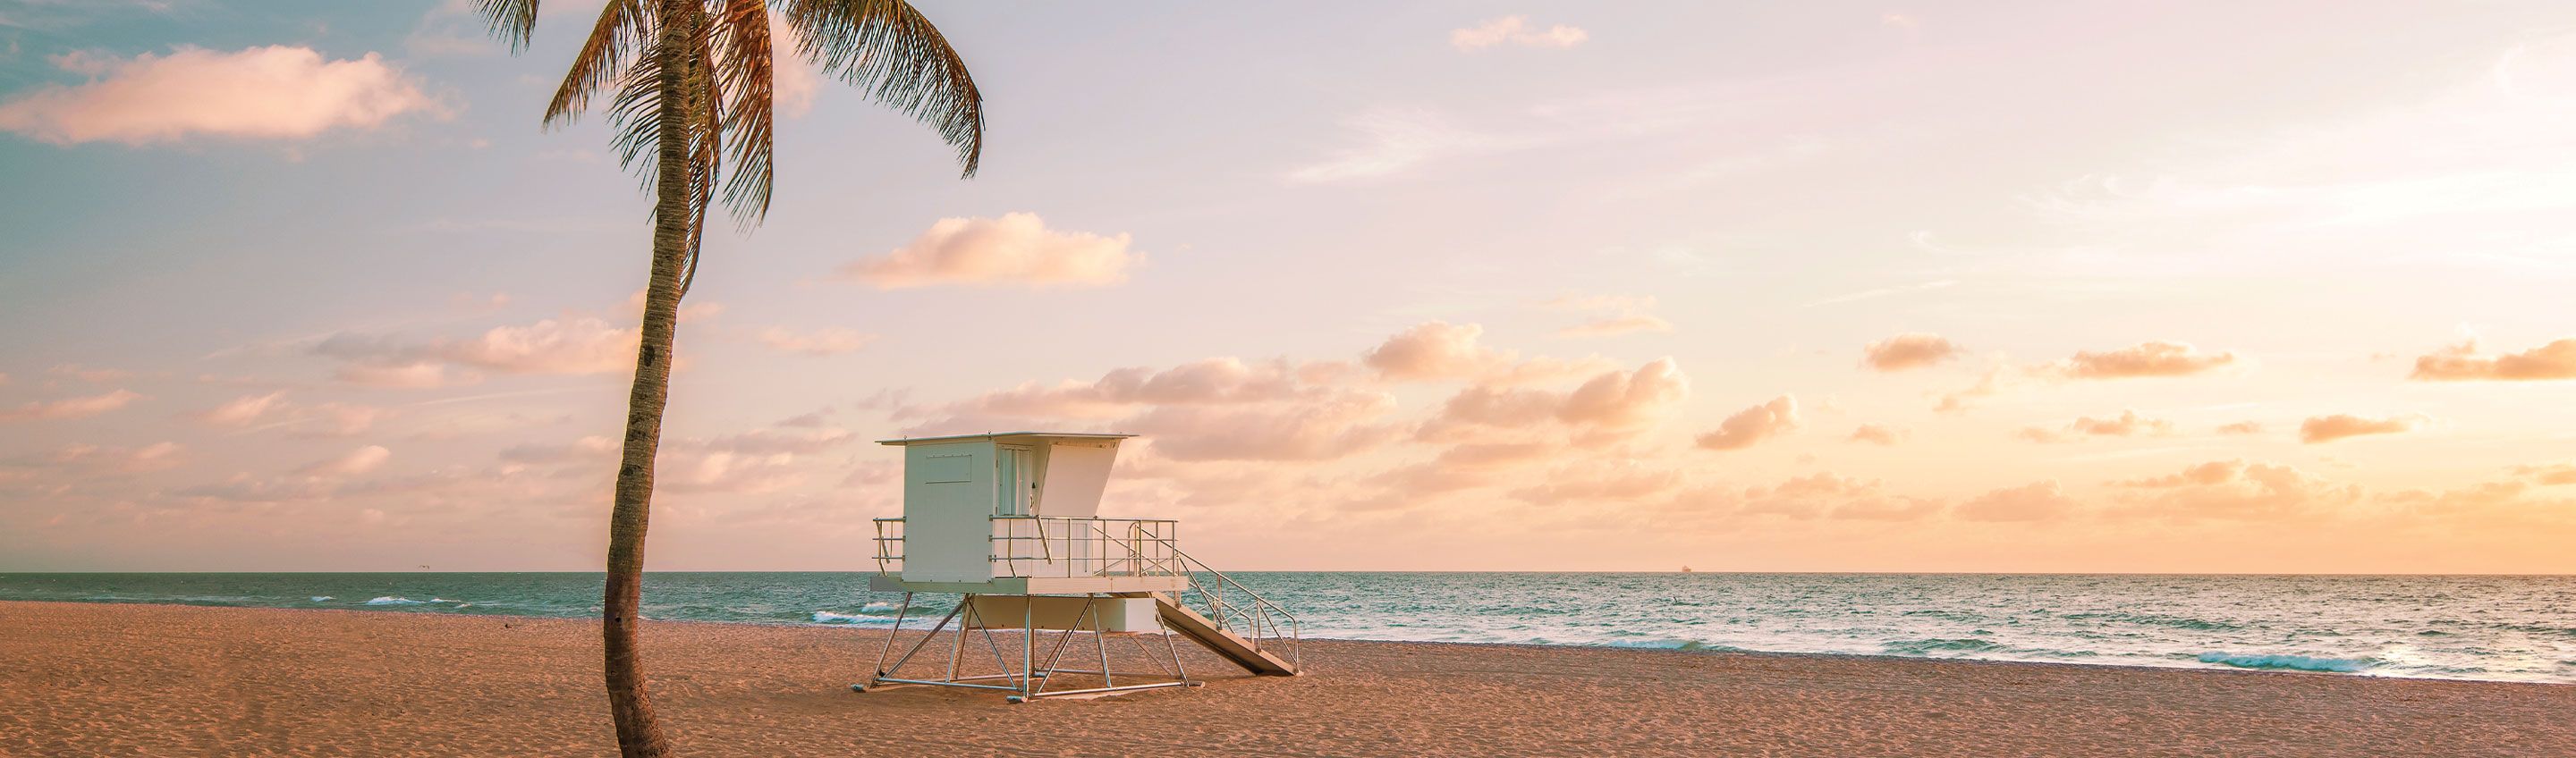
[546, 0, 649, 129]
[474, 0, 543, 53]
[712, 0, 777, 223]
[778, 0, 986, 177]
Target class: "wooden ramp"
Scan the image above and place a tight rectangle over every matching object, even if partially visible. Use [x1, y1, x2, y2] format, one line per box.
[1120, 593, 1299, 676]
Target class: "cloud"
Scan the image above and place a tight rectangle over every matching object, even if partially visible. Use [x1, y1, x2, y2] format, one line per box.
[314, 316, 639, 386]
[0, 389, 144, 421]
[196, 392, 288, 425]
[0, 46, 436, 145]
[920, 357, 1326, 420]
[2510, 463, 2576, 486]
[2015, 409, 2173, 442]
[23, 442, 184, 475]
[1451, 16, 1589, 51]
[1695, 395, 1800, 451]
[758, 327, 876, 356]
[1428, 358, 1690, 439]
[2216, 420, 2265, 435]
[1363, 321, 1512, 381]
[296, 445, 391, 476]
[1847, 424, 1906, 445]
[837, 213, 1137, 289]
[1860, 333, 1961, 371]
[2410, 338, 2576, 381]
[2299, 413, 2425, 443]
[1547, 295, 1673, 338]
[2044, 341, 2238, 378]
[2110, 459, 2358, 520]
[1956, 481, 2077, 522]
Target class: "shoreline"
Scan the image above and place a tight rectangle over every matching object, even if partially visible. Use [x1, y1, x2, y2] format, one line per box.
[4, 597, 2563, 686]
[4, 601, 2572, 756]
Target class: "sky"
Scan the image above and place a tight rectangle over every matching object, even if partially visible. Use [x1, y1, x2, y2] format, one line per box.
[3, 1, 2574, 573]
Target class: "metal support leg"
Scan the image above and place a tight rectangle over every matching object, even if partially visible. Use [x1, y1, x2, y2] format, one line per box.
[853, 592, 914, 692]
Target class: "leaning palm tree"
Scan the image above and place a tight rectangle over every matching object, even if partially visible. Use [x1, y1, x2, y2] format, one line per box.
[472, 2, 981, 755]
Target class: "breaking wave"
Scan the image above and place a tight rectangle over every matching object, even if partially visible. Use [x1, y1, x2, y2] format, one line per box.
[364, 596, 427, 606]
[2197, 653, 2377, 673]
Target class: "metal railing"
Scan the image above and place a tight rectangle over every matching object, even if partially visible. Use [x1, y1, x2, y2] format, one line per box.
[1174, 549, 1301, 670]
[869, 516, 1299, 670]
[871, 517, 1182, 578]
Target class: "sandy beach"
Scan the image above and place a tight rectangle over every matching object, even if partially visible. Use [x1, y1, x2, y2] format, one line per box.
[0, 601, 2568, 757]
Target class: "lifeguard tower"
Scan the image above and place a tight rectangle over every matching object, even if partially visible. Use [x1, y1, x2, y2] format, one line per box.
[857, 432, 1299, 702]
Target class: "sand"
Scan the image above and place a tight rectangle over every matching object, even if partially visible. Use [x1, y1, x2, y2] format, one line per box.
[0, 601, 2568, 757]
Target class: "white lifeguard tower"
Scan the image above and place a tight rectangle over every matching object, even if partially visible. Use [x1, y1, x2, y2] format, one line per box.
[857, 432, 1299, 702]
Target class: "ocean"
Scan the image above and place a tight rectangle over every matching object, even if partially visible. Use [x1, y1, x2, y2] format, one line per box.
[3, 572, 2570, 684]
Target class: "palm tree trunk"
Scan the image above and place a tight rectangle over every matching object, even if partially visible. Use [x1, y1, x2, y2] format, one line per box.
[601, 8, 691, 758]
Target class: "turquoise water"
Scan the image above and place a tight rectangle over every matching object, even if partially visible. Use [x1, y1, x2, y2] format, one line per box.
[4, 572, 2571, 684]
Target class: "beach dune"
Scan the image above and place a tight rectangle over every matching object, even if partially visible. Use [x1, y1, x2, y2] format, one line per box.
[0, 601, 2567, 756]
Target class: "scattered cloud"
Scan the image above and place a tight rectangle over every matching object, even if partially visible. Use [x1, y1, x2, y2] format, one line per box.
[1364, 321, 1511, 381]
[1860, 333, 1960, 372]
[1450, 15, 1588, 51]
[2510, 463, 2576, 486]
[195, 392, 289, 425]
[837, 213, 1137, 289]
[314, 316, 639, 387]
[2216, 420, 2265, 435]
[2016, 409, 2173, 442]
[295, 445, 391, 476]
[2110, 459, 2358, 520]
[1956, 481, 2077, 521]
[2410, 338, 2576, 381]
[757, 327, 876, 356]
[2043, 341, 2238, 379]
[1694, 395, 1800, 451]
[0, 46, 437, 145]
[1847, 424, 1906, 445]
[2299, 413, 2426, 443]
[1426, 358, 1690, 439]
[0, 389, 143, 421]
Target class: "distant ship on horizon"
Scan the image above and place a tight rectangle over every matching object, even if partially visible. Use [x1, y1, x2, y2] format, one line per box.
[1681, 566, 1693, 573]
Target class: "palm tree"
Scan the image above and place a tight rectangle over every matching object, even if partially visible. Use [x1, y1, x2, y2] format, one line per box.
[471, 2, 982, 754]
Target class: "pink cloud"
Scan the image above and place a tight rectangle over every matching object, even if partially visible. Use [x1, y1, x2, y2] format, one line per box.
[2110, 459, 2357, 520]
[838, 213, 1136, 289]
[1451, 16, 1589, 50]
[195, 392, 288, 425]
[294, 445, 391, 477]
[1427, 358, 1690, 438]
[315, 316, 638, 386]
[1956, 481, 2077, 522]
[1695, 395, 1799, 451]
[1847, 424, 1906, 445]
[2216, 420, 2265, 435]
[1364, 321, 1511, 381]
[2046, 341, 2238, 378]
[2410, 338, 2576, 381]
[2299, 413, 2425, 443]
[0, 46, 436, 145]
[1860, 333, 1961, 371]
[0, 389, 144, 421]
[2015, 409, 2173, 442]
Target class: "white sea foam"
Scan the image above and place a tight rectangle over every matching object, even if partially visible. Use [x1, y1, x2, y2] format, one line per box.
[365, 596, 427, 606]
[812, 611, 878, 624]
[2198, 652, 2377, 673]
[309, 596, 335, 602]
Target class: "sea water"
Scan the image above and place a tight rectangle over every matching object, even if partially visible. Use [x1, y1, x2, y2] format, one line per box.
[2, 572, 2569, 684]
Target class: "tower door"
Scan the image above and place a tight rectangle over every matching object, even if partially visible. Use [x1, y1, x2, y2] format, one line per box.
[996, 445, 1035, 516]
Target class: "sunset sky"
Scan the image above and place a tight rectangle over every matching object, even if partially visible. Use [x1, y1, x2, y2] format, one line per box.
[4, 1, 2574, 573]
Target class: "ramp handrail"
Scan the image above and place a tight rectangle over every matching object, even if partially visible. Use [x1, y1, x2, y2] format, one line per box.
[1171, 549, 1300, 670]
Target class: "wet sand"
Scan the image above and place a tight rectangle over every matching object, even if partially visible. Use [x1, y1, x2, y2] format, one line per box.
[0, 601, 2567, 756]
